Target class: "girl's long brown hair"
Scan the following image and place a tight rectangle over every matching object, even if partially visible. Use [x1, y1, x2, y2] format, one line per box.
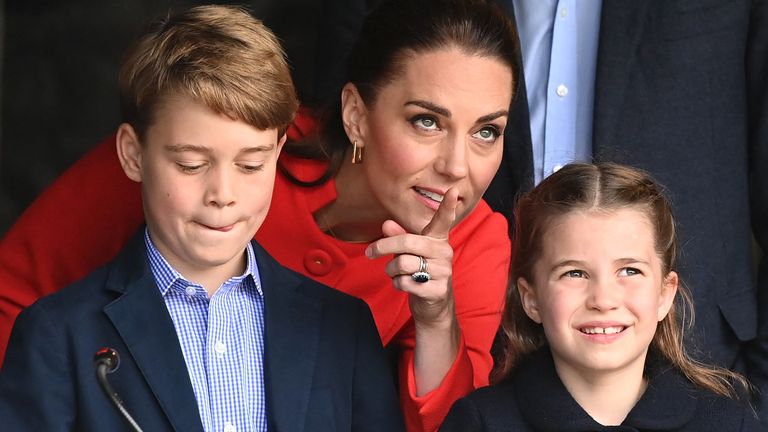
[493, 162, 751, 400]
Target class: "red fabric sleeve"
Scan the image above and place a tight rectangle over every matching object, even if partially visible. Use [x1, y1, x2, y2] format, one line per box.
[395, 211, 510, 432]
[0, 108, 318, 364]
[0, 137, 143, 363]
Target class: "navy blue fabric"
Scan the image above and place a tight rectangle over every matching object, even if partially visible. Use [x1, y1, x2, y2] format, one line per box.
[441, 348, 761, 431]
[0, 231, 404, 432]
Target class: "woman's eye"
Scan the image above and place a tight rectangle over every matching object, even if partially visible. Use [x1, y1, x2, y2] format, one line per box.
[562, 270, 586, 279]
[412, 115, 439, 131]
[618, 267, 642, 277]
[472, 126, 501, 143]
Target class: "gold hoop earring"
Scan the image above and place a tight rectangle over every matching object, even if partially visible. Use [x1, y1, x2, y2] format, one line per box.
[351, 140, 364, 164]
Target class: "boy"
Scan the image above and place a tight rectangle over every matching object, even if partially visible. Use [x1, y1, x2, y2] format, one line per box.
[0, 6, 403, 431]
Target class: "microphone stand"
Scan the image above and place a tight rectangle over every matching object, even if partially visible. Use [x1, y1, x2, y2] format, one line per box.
[94, 348, 144, 432]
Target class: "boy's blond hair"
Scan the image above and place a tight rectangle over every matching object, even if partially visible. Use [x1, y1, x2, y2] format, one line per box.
[118, 5, 298, 139]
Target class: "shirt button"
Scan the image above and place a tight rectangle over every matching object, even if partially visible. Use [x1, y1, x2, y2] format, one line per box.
[556, 84, 568, 97]
[214, 341, 226, 354]
[560, 8, 568, 18]
[553, 164, 564, 173]
[224, 422, 236, 432]
[185, 286, 196, 296]
[304, 249, 333, 276]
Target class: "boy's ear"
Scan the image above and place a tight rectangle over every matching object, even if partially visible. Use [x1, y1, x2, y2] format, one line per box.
[116, 123, 144, 183]
[276, 131, 287, 154]
[518, 277, 542, 324]
[657, 271, 679, 321]
[340, 83, 368, 148]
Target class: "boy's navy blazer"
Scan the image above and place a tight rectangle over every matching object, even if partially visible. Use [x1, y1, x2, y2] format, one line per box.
[0, 232, 404, 431]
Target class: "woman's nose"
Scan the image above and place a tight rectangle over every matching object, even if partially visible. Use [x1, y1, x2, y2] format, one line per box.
[435, 135, 468, 180]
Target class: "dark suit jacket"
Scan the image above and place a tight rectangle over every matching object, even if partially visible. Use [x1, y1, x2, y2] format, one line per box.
[0, 233, 404, 432]
[490, 0, 768, 421]
[440, 348, 761, 431]
[317, 0, 768, 423]
[314, 0, 768, 422]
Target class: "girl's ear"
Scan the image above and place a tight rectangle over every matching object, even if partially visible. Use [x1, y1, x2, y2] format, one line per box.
[518, 277, 542, 323]
[657, 271, 679, 321]
[116, 123, 144, 183]
[341, 83, 369, 148]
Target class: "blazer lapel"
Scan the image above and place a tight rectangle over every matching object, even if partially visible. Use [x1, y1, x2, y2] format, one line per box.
[103, 234, 204, 432]
[486, 0, 535, 214]
[593, 1, 652, 153]
[257, 243, 322, 432]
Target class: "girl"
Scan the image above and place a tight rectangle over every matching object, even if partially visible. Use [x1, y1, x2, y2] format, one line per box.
[441, 162, 759, 431]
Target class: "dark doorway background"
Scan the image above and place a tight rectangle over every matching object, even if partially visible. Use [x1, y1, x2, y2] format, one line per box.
[0, 0, 373, 235]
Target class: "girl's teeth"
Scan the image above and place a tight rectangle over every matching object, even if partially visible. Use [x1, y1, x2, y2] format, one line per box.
[581, 326, 624, 334]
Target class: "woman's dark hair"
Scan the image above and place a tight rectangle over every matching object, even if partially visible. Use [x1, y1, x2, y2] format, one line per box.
[281, 0, 520, 186]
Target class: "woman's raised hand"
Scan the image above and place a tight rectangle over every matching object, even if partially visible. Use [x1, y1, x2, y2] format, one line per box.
[366, 189, 461, 394]
[365, 188, 459, 327]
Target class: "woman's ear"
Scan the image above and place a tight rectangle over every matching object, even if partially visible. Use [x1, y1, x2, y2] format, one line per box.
[341, 83, 368, 147]
[518, 277, 542, 323]
[116, 123, 143, 183]
[657, 271, 679, 321]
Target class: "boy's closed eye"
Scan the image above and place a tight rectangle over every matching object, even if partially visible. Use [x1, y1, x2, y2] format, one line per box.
[176, 162, 207, 173]
[175, 161, 266, 174]
[236, 163, 265, 173]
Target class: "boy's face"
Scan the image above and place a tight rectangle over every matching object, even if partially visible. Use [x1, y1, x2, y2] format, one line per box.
[117, 96, 285, 281]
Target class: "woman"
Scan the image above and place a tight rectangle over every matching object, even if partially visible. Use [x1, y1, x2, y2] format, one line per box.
[0, 0, 520, 430]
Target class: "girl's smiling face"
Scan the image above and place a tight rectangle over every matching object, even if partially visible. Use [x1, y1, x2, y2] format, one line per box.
[518, 208, 678, 381]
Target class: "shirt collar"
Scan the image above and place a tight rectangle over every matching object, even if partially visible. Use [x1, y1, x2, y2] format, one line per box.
[513, 348, 698, 431]
[144, 227, 262, 296]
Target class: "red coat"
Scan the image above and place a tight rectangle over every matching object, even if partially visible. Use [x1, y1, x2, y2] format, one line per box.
[0, 113, 510, 432]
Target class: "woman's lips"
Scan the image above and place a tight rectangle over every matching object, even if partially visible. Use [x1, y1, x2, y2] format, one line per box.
[414, 187, 445, 203]
[413, 186, 463, 212]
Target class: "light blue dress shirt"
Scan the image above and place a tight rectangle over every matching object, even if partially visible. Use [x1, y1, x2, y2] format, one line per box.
[512, 0, 602, 184]
[145, 230, 267, 432]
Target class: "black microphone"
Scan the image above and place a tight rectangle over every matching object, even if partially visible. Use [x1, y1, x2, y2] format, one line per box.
[94, 347, 144, 432]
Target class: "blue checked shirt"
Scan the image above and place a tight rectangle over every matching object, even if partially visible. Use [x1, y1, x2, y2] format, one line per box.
[145, 230, 267, 432]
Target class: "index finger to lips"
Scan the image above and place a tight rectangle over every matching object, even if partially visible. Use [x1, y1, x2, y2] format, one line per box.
[421, 187, 458, 239]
